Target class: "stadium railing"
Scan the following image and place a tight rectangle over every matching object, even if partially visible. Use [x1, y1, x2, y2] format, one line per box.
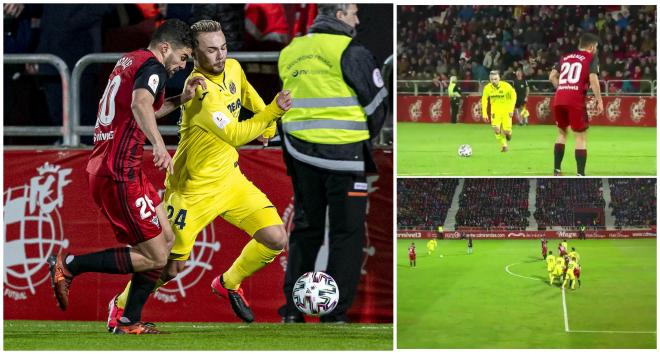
[5, 52, 394, 148]
[4, 54, 71, 144]
[397, 79, 656, 97]
[70, 52, 279, 146]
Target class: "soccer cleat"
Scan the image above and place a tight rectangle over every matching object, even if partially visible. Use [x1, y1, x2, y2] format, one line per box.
[553, 169, 562, 176]
[211, 275, 254, 323]
[47, 250, 73, 311]
[113, 321, 164, 335]
[501, 146, 508, 152]
[106, 295, 124, 333]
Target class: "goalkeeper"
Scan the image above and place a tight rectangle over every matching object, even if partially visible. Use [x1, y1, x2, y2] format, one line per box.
[481, 70, 516, 152]
[107, 20, 292, 330]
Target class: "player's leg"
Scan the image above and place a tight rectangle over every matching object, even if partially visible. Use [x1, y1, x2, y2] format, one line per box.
[570, 107, 589, 176]
[574, 131, 587, 176]
[502, 113, 513, 145]
[514, 107, 523, 125]
[553, 106, 570, 175]
[491, 115, 504, 149]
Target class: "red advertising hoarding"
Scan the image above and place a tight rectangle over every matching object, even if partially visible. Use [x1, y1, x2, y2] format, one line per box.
[397, 95, 657, 127]
[4, 148, 393, 323]
[397, 229, 656, 239]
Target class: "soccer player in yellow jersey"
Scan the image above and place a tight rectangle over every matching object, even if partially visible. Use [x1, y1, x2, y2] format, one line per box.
[481, 71, 516, 152]
[107, 20, 292, 328]
[563, 257, 578, 290]
[553, 255, 565, 284]
[568, 247, 580, 263]
[426, 238, 437, 255]
[546, 251, 556, 284]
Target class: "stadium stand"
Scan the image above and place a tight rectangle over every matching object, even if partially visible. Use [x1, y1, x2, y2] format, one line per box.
[398, 5, 657, 93]
[609, 178, 656, 228]
[397, 179, 459, 230]
[534, 179, 605, 229]
[455, 179, 530, 230]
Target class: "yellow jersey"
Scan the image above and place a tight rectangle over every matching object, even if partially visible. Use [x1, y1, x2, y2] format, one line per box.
[546, 254, 556, 271]
[568, 251, 580, 263]
[481, 81, 516, 119]
[566, 260, 577, 273]
[166, 59, 283, 194]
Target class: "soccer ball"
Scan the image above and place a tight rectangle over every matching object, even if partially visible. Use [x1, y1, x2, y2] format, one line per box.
[458, 144, 472, 157]
[292, 271, 339, 316]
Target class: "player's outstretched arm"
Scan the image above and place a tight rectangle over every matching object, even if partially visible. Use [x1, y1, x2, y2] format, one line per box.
[198, 91, 292, 147]
[549, 69, 559, 89]
[155, 76, 207, 119]
[132, 88, 172, 173]
[589, 73, 604, 115]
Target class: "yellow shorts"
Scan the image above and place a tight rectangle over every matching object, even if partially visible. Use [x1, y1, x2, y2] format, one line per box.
[491, 112, 512, 131]
[164, 171, 283, 261]
[565, 271, 576, 280]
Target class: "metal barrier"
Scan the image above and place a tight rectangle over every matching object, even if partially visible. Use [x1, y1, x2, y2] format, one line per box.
[4, 54, 71, 144]
[398, 79, 657, 96]
[70, 52, 280, 145]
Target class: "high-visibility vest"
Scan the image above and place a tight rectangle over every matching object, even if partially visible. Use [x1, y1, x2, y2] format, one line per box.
[278, 33, 369, 145]
[448, 82, 460, 98]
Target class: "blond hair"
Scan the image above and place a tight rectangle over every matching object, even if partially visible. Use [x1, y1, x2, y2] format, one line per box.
[190, 20, 223, 47]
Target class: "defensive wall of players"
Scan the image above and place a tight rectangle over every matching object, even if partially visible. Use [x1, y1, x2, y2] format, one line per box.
[3, 148, 393, 323]
[397, 95, 657, 127]
[397, 229, 656, 239]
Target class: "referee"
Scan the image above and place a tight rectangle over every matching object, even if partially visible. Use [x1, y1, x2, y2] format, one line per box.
[277, 3, 388, 323]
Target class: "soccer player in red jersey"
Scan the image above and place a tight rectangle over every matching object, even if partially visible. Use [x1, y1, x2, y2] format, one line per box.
[549, 33, 604, 176]
[408, 242, 416, 267]
[541, 238, 548, 260]
[47, 19, 206, 335]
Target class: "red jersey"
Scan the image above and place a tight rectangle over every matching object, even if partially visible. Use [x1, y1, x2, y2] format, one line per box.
[553, 50, 598, 107]
[87, 49, 166, 181]
[408, 246, 416, 257]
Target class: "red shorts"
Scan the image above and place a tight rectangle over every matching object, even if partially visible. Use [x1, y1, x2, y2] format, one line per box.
[553, 104, 589, 132]
[409, 254, 416, 261]
[574, 269, 580, 278]
[88, 172, 162, 245]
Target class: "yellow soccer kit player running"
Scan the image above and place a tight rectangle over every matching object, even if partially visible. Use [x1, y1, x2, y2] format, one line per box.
[482, 71, 516, 152]
[427, 239, 437, 255]
[111, 22, 291, 326]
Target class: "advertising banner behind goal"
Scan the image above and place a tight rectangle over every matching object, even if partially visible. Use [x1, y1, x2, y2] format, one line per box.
[4, 149, 393, 323]
[397, 229, 656, 239]
[397, 95, 657, 127]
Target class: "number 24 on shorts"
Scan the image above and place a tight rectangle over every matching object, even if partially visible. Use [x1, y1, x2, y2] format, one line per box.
[166, 205, 187, 230]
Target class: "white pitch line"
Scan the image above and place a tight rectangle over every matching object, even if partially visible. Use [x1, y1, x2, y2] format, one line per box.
[562, 286, 570, 332]
[504, 263, 541, 282]
[569, 329, 656, 334]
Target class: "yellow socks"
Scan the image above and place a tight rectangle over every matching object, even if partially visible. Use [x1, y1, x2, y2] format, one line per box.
[222, 239, 282, 291]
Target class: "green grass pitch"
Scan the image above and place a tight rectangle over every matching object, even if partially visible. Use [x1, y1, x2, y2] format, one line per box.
[4, 321, 392, 350]
[397, 123, 656, 176]
[397, 238, 656, 349]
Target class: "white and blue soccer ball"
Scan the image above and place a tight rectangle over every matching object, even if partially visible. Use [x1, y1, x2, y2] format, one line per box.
[458, 144, 472, 157]
[292, 271, 339, 316]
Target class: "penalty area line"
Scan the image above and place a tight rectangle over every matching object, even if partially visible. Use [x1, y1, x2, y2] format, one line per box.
[562, 286, 570, 332]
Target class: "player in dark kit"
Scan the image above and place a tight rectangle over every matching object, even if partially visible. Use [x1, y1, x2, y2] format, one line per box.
[47, 19, 206, 335]
[549, 32, 603, 176]
[512, 69, 529, 126]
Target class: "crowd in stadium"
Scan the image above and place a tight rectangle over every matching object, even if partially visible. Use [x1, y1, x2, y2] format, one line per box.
[609, 178, 656, 227]
[455, 179, 530, 230]
[397, 179, 458, 230]
[399, 179, 655, 230]
[534, 179, 605, 229]
[398, 5, 657, 93]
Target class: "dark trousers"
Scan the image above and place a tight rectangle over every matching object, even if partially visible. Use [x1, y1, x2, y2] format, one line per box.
[282, 157, 367, 321]
[450, 99, 460, 123]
